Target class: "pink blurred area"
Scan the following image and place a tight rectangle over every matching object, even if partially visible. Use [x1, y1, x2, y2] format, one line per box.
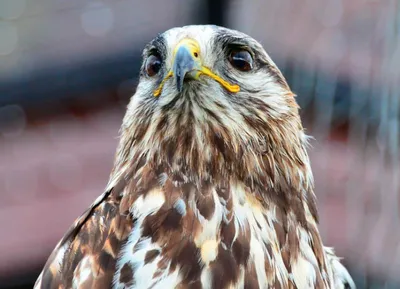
[0, 108, 121, 276]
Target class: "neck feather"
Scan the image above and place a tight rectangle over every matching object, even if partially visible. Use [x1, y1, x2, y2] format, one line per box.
[108, 97, 318, 224]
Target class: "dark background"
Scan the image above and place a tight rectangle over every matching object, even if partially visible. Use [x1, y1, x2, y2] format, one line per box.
[0, 0, 399, 288]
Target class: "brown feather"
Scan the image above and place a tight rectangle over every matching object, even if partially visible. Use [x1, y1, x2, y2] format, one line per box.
[35, 25, 354, 289]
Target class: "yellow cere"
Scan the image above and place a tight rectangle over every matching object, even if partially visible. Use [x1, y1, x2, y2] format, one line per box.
[173, 38, 200, 59]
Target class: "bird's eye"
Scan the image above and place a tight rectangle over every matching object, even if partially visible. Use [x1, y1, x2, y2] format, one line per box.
[228, 50, 253, 72]
[145, 54, 162, 77]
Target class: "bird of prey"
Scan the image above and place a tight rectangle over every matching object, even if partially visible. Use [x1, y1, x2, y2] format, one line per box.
[35, 25, 355, 289]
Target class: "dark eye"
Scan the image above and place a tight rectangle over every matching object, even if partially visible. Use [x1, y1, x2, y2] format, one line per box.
[145, 54, 162, 77]
[228, 50, 253, 71]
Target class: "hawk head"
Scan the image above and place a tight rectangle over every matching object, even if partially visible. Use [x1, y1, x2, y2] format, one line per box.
[34, 25, 355, 289]
[110, 25, 314, 218]
[113, 25, 312, 196]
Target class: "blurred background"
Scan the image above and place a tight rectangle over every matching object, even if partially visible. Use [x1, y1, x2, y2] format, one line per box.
[0, 0, 399, 288]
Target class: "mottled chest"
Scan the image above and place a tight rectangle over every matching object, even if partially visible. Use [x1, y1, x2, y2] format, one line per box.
[110, 179, 327, 289]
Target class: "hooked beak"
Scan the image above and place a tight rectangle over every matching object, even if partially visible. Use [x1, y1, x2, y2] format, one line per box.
[153, 38, 240, 97]
[172, 39, 202, 92]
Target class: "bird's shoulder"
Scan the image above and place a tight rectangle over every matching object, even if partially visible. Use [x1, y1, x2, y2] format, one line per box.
[34, 179, 136, 289]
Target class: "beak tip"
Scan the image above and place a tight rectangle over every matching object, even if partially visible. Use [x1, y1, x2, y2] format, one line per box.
[173, 45, 197, 93]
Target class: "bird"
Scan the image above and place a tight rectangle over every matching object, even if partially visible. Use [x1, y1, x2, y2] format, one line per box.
[34, 25, 355, 289]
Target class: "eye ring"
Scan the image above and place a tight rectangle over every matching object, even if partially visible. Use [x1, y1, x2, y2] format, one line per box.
[145, 53, 162, 77]
[228, 49, 253, 72]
